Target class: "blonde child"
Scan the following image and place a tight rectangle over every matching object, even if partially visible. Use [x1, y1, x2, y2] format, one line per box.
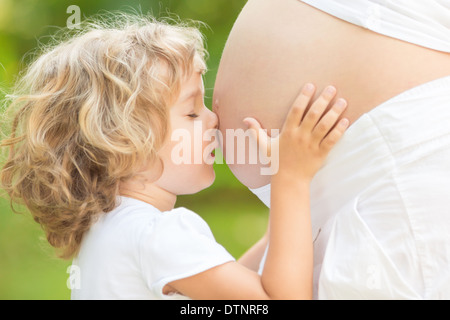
[0, 14, 348, 299]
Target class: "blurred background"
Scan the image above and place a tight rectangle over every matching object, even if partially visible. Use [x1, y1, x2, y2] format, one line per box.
[0, 0, 269, 299]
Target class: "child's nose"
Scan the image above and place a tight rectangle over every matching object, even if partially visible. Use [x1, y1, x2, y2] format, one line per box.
[207, 109, 219, 130]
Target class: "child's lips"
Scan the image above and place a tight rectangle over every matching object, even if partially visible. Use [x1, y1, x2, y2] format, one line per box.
[208, 142, 219, 159]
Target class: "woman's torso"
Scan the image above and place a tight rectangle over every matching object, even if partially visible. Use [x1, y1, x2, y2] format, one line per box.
[213, 0, 450, 188]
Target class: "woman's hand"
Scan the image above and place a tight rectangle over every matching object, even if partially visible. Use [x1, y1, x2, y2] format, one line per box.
[244, 83, 349, 181]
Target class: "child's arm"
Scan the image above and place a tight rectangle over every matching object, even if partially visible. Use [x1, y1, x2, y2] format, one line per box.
[237, 228, 268, 272]
[165, 84, 348, 299]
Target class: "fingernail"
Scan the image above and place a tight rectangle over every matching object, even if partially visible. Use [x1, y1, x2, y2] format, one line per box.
[326, 86, 336, 96]
[336, 98, 347, 110]
[340, 118, 350, 127]
[304, 83, 315, 93]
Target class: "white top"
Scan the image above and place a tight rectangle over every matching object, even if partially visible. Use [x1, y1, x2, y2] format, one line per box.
[300, 0, 450, 53]
[70, 196, 234, 300]
[251, 75, 450, 299]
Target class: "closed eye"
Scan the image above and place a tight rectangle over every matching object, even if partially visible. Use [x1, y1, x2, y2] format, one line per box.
[188, 113, 199, 118]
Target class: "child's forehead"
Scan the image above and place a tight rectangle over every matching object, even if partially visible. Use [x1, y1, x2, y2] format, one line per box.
[172, 70, 204, 106]
[181, 70, 204, 94]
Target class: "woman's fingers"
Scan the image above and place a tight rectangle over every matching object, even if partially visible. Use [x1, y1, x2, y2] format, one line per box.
[282, 83, 316, 131]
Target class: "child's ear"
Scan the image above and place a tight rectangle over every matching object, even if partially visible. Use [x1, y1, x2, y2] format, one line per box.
[132, 155, 165, 184]
[145, 156, 165, 183]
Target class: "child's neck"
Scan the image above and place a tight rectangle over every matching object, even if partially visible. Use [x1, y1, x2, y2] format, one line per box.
[119, 179, 176, 212]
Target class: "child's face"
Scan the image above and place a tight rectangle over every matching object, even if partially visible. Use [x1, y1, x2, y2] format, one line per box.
[156, 70, 219, 195]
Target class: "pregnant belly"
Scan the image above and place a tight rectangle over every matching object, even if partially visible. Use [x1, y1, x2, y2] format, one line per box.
[213, 0, 450, 188]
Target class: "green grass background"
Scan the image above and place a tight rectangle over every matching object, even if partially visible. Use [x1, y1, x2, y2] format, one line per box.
[0, 0, 269, 299]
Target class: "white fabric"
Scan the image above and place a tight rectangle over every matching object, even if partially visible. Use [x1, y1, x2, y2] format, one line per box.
[251, 75, 450, 299]
[70, 196, 234, 300]
[300, 0, 450, 53]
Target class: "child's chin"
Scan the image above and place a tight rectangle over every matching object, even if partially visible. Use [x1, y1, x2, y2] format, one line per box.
[181, 171, 216, 195]
[204, 171, 216, 188]
[197, 171, 216, 192]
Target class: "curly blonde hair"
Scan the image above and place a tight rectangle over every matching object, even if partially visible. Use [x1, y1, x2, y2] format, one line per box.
[0, 13, 207, 259]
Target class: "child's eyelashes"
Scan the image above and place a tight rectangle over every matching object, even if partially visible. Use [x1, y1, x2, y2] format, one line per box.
[188, 113, 199, 118]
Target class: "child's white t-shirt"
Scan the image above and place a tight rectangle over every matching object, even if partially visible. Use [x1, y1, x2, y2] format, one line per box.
[70, 196, 235, 300]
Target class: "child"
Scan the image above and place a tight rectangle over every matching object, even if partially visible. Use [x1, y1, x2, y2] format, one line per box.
[0, 14, 349, 299]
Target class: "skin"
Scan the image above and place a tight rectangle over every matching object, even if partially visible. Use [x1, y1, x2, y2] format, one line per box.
[120, 71, 219, 211]
[166, 84, 348, 300]
[120, 67, 349, 299]
[213, 0, 450, 189]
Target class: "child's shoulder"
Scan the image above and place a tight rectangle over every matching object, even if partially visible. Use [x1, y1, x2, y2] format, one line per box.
[113, 197, 202, 222]
[83, 197, 210, 252]
[102, 196, 161, 226]
[102, 197, 210, 238]
[157, 206, 212, 237]
[106, 198, 218, 256]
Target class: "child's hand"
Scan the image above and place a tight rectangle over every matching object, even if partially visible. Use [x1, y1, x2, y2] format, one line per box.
[277, 84, 349, 181]
[244, 83, 349, 181]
